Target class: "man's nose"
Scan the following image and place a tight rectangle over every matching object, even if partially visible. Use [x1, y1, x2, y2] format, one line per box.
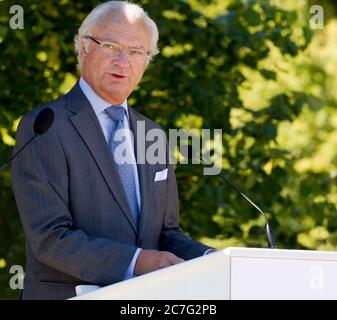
[113, 49, 129, 66]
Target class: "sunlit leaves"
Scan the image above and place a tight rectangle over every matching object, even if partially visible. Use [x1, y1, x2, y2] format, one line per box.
[1, 0, 337, 299]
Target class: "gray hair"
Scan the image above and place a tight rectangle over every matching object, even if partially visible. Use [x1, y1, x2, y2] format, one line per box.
[74, 1, 159, 71]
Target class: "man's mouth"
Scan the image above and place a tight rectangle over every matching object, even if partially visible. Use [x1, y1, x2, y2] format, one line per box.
[110, 73, 127, 79]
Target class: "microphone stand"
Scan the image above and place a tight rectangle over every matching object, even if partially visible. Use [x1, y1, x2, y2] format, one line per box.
[0, 134, 37, 174]
[197, 155, 276, 249]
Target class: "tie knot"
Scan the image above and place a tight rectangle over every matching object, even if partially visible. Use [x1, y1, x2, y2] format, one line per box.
[105, 106, 125, 121]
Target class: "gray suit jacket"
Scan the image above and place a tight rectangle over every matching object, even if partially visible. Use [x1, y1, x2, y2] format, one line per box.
[12, 83, 212, 300]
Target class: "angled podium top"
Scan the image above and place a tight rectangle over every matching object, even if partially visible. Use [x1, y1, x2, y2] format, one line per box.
[71, 247, 337, 300]
[224, 247, 337, 260]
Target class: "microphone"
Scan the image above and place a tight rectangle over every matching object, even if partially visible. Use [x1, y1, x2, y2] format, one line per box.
[186, 145, 276, 249]
[0, 108, 55, 173]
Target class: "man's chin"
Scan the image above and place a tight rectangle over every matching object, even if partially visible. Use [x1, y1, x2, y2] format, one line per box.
[102, 89, 129, 104]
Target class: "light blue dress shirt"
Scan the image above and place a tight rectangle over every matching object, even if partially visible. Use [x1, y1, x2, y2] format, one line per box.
[79, 77, 141, 280]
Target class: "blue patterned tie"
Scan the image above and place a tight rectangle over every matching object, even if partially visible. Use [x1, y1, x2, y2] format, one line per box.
[105, 106, 139, 228]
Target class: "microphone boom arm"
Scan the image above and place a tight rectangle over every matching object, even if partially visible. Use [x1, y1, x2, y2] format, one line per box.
[217, 172, 276, 249]
[196, 152, 276, 249]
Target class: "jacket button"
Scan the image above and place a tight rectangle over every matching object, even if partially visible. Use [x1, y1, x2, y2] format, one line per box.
[137, 238, 143, 247]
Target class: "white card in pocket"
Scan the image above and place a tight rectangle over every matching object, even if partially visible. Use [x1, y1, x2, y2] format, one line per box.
[154, 168, 168, 182]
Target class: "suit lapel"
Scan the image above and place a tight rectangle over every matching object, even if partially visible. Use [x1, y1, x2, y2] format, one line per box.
[65, 83, 138, 234]
[129, 107, 155, 238]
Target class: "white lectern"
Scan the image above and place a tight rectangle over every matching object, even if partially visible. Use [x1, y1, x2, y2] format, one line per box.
[71, 247, 337, 300]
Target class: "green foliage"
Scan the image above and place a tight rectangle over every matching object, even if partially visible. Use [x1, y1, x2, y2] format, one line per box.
[0, 0, 336, 299]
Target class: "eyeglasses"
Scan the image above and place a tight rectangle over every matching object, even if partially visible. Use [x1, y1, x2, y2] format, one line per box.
[84, 36, 150, 62]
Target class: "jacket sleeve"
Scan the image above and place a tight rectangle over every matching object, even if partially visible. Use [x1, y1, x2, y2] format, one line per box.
[12, 113, 137, 285]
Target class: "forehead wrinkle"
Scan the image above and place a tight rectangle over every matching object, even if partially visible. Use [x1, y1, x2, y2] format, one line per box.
[94, 10, 148, 37]
[93, 22, 150, 48]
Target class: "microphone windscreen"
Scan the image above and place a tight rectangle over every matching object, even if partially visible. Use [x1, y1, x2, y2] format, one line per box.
[33, 108, 54, 135]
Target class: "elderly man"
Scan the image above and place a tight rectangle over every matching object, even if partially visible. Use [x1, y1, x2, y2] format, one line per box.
[12, 1, 213, 300]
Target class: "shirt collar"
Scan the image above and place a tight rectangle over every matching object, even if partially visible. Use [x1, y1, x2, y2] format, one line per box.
[79, 76, 129, 119]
